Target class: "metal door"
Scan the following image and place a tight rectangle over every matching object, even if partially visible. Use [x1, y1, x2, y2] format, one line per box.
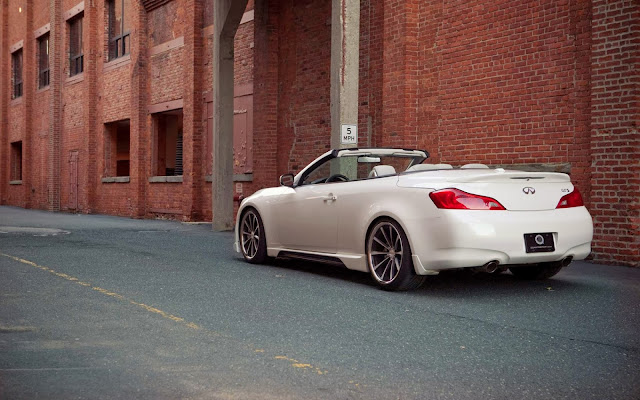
[203, 89, 253, 176]
[233, 94, 253, 174]
[69, 151, 78, 210]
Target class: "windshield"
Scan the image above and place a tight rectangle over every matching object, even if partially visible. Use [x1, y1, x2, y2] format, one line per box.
[300, 152, 426, 186]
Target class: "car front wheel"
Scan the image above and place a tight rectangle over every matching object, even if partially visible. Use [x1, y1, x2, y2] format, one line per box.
[366, 218, 426, 291]
[239, 208, 268, 264]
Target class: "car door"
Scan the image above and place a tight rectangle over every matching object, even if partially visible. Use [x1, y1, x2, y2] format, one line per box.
[274, 182, 341, 253]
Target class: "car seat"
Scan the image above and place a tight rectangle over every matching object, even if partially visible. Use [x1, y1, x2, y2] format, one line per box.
[368, 165, 397, 178]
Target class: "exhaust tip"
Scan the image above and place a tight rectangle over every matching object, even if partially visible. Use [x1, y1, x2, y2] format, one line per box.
[483, 260, 500, 274]
[561, 256, 573, 267]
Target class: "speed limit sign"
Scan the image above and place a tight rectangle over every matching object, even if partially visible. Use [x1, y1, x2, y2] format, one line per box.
[341, 124, 357, 145]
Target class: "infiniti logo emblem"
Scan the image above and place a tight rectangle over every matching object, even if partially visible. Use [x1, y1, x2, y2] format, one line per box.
[535, 234, 545, 245]
[523, 187, 536, 194]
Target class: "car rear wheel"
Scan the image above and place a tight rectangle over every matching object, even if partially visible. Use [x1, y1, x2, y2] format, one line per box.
[367, 219, 426, 291]
[509, 261, 564, 280]
[239, 208, 268, 264]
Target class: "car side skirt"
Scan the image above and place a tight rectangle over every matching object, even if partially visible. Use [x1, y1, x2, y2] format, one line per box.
[268, 247, 368, 272]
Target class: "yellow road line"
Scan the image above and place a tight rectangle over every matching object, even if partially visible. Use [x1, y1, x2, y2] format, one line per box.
[274, 355, 328, 375]
[0, 252, 200, 331]
[0, 251, 339, 379]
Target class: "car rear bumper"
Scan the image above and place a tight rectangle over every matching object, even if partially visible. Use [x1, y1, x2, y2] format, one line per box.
[407, 207, 593, 274]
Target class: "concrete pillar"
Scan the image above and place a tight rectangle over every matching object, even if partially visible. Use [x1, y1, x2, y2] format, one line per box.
[212, 0, 247, 231]
[330, 0, 360, 151]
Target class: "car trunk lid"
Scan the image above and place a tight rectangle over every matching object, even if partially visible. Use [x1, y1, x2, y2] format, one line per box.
[398, 169, 575, 211]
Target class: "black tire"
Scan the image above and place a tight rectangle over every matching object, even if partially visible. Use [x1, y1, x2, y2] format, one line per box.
[366, 218, 426, 291]
[509, 261, 564, 280]
[239, 208, 268, 264]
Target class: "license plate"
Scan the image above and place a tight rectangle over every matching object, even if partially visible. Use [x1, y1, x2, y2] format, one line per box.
[524, 233, 555, 253]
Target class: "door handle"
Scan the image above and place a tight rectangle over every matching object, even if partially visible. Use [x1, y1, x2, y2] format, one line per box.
[323, 194, 337, 202]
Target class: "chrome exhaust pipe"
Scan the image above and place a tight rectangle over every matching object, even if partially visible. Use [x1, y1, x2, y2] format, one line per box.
[483, 260, 500, 273]
[561, 256, 573, 267]
[471, 260, 500, 273]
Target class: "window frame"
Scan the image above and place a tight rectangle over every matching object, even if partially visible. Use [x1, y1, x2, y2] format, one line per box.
[12, 49, 23, 99]
[68, 13, 84, 76]
[10, 141, 23, 181]
[108, 0, 130, 61]
[104, 119, 131, 178]
[38, 33, 50, 88]
[152, 110, 184, 177]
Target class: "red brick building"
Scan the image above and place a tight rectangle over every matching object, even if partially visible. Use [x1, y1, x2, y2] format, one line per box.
[1, 0, 638, 266]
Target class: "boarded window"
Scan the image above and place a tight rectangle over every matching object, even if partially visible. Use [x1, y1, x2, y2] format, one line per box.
[104, 120, 131, 177]
[11, 141, 22, 181]
[153, 110, 183, 177]
[108, 0, 131, 60]
[12, 49, 23, 99]
[141, 0, 172, 12]
[69, 13, 84, 76]
[38, 34, 50, 88]
[148, 1, 180, 47]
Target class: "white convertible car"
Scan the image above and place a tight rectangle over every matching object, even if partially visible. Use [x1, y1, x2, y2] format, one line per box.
[234, 148, 593, 291]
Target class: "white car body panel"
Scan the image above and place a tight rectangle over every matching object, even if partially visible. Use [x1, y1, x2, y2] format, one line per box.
[234, 149, 593, 276]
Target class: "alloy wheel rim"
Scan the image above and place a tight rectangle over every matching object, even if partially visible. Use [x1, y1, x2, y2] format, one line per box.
[241, 211, 260, 259]
[368, 222, 403, 283]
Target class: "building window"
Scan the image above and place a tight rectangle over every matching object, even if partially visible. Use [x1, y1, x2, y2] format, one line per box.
[69, 14, 84, 76]
[104, 120, 130, 177]
[38, 33, 50, 88]
[11, 141, 22, 181]
[108, 0, 131, 60]
[12, 49, 23, 99]
[153, 110, 183, 177]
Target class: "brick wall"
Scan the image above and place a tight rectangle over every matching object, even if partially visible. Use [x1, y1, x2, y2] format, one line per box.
[32, 90, 50, 209]
[425, 0, 591, 177]
[590, 0, 639, 266]
[148, 0, 185, 47]
[1, 0, 637, 265]
[30, 1, 50, 209]
[276, 0, 332, 175]
[150, 48, 184, 105]
[95, 0, 134, 216]
[61, 80, 86, 210]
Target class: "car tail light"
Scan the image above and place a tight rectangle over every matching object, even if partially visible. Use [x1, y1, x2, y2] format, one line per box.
[429, 189, 506, 210]
[556, 188, 584, 208]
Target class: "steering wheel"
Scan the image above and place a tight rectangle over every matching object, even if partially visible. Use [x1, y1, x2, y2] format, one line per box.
[325, 174, 349, 183]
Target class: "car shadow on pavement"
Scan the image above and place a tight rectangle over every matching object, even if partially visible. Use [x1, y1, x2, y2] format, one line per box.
[269, 258, 378, 288]
[413, 269, 585, 299]
[268, 257, 585, 297]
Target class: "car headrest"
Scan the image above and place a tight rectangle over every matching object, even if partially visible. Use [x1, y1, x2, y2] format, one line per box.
[435, 164, 454, 169]
[461, 163, 490, 169]
[368, 165, 397, 178]
[407, 164, 453, 172]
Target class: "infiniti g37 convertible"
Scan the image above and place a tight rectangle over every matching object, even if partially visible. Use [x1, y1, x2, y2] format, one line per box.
[234, 148, 593, 291]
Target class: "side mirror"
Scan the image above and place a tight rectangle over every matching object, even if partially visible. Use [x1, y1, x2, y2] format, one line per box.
[279, 173, 295, 187]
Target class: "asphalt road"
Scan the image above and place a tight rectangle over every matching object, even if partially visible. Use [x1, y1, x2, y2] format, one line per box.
[0, 206, 639, 399]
